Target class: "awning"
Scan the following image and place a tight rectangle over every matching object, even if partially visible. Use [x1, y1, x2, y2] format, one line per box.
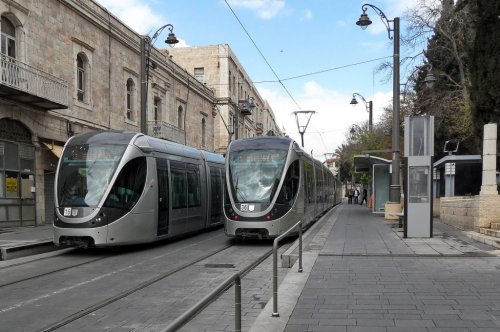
[42, 142, 64, 159]
[353, 155, 391, 173]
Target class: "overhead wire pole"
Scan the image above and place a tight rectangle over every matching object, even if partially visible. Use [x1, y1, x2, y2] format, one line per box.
[293, 111, 316, 147]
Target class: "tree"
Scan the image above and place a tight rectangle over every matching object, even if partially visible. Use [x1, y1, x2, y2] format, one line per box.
[468, 0, 500, 137]
[402, 0, 477, 159]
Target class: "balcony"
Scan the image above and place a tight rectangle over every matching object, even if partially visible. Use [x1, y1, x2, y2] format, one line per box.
[0, 55, 68, 109]
[147, 120, 185, 144]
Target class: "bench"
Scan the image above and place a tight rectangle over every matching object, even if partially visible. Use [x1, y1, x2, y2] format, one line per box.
[389, 210, 404, 228]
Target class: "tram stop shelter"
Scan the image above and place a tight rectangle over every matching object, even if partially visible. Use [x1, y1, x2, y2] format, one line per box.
[433, 155, 482, 198]
[353, 155, 391, 214]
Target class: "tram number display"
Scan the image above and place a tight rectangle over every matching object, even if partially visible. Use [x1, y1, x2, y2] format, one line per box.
[234, 151, 282, 163]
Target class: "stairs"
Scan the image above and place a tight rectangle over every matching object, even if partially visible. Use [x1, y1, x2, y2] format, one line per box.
[479, 222, 500, 238]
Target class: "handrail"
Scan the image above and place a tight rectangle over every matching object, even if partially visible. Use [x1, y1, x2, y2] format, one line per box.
[161, 246, 273, 331]
[161, 273, 242, 332]
[272, 219, 303, 317]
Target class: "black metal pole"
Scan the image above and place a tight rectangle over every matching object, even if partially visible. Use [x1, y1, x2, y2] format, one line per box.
[390, 17, 401, 203]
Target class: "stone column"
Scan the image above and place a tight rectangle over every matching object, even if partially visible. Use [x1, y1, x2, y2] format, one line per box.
[480, 123, 498, 195]
[474, 123, 499, 231]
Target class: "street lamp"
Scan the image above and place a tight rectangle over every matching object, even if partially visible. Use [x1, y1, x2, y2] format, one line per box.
[140, 24, 179, 134]
[350, 93, 373, 132]
[402, 63, 436, 102]
[356, 3, 401, 203]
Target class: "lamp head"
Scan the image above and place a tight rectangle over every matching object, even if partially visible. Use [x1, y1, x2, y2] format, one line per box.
[423, 72, 436, 88]
[165, 32, 179, 46]
[356, 12, 372, 30]
[350, 96, 358, 105]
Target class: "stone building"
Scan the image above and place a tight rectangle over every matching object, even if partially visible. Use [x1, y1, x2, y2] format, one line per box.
[168, 44, 282, 154]
[0, 0, 217, 226]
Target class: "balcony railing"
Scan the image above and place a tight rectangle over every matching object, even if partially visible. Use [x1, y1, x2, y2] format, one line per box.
[147, 120, 185, 144]
[0, 55, 68, 109]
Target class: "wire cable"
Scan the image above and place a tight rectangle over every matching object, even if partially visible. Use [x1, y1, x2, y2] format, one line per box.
[224, 0, 302, 111]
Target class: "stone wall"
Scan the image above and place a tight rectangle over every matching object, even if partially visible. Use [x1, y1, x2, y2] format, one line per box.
[439, 197, 476, 230]
[439, 196, 500, 231]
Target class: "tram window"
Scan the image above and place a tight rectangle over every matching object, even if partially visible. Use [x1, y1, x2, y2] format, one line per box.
[171, 167, 187, 209]
[276, 160, 300, 205]
[104, 157, 146, 210]
[187, 166, 200, 207]
[210, 167, 222, 223]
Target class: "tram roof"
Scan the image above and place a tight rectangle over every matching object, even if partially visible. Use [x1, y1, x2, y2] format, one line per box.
[229, 136, 294, 152]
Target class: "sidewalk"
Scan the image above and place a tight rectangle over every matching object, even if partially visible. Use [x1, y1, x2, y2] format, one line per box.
[0, 224, 58, 260]
[250, 203, 500, 332]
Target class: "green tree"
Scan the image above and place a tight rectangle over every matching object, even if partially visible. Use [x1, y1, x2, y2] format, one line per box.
[468, 0, 500, 137]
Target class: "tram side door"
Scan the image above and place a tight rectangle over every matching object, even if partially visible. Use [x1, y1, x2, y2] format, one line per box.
[157, 159, 169, 236]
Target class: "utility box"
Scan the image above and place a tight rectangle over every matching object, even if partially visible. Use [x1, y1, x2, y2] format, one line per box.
[404, 116, 434, 238]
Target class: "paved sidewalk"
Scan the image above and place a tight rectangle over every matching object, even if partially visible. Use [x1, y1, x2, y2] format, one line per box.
[250, 203, 500, 332]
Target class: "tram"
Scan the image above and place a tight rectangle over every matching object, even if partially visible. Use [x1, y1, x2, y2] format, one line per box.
[224, 136, 342, 239]
[53, 130, 225, 247]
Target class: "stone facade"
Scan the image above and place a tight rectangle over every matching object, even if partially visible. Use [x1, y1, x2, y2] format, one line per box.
[0, 0, 218, 226]
[168, 44, 282, 154]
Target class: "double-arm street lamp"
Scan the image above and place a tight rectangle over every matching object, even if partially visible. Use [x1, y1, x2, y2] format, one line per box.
[140, 24, 179, 134]
[356, 3, 401, 203]
[350, 93, 373, 132]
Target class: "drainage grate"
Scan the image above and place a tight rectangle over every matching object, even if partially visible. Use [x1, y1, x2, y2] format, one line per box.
[204, 263, 235, 268]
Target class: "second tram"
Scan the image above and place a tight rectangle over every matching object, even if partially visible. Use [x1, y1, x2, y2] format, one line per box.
[224, 136, 342, 239]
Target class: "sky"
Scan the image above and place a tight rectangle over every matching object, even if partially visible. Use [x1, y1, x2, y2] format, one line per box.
[95, 0, 423, 161]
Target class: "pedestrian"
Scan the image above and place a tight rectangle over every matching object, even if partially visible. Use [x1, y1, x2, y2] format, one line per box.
[347, 188, 353, 204]
[360, 188, 368, 205]
[353, 188, 360, 204]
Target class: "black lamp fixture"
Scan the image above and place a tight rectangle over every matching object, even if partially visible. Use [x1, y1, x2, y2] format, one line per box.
[350, 93, 373, 132]
[140, 24, 179, 134]
[356, 3, 401, 203]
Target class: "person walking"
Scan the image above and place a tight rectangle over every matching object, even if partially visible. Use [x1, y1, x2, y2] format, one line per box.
[353, 188, 360, 204]
[347, 188, 353, 204]
[360, 188, 368, 205]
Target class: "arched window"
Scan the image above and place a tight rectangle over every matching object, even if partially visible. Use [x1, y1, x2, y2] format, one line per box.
[76, 53, 86, 102]
[126, 78, 134, 121]
[1, 16, 16, 58]
[201, 118, 206, 147]
[177, 105, 184, 129]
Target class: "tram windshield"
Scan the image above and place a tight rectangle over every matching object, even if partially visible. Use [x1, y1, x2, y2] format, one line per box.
[228, 149, 288, 203]
[57, 144, 126, 207]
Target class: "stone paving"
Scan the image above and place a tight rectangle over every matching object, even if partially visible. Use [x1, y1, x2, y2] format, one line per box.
[250, 203, 500, 332]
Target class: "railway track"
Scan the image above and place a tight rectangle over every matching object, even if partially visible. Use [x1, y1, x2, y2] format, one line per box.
[0, 228, 295, 332]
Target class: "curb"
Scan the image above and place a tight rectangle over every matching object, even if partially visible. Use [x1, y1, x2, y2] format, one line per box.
[0, 240, 57, 260]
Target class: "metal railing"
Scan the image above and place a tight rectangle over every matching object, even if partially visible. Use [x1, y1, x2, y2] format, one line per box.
[162, 273, 242, 332]
[272, 219, 303, 317]
[0, 55, 68, 106]
[162, 247, 273, 331]
[147, 120, 185, 144]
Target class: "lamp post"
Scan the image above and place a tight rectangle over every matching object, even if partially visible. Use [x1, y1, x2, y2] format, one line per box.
[140, 24, 179, 134]
[356, 3, 400, 203]
[350, 93, 373, 132]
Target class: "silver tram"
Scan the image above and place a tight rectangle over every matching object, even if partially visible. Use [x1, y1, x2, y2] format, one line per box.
[224, 136, 342, 239]
[53, 131, 225, 247]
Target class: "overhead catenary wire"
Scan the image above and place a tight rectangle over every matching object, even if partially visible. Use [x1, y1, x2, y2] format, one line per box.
[224, 0, 302, 111]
